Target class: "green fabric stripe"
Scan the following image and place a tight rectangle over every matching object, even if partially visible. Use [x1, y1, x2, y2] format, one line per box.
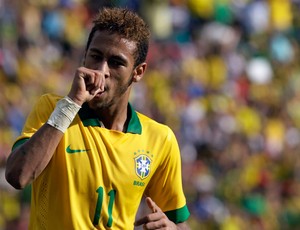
[165, 205, 190, 223]
[82, 118, 101, 127]
[79, 102, 142, 134]
[126, 103, 142, 134]
[12, 138, 29, 150]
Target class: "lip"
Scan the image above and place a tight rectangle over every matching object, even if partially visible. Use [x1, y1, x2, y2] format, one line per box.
[94, 91, 105, 98]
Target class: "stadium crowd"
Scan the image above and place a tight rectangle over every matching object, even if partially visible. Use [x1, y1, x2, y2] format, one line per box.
[1, 0, 300, 229]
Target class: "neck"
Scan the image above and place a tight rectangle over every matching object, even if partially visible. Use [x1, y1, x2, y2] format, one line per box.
[97, 104, 129, 132]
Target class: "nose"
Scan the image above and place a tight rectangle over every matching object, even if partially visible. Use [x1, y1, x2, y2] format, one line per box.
[98, 60, 110, 78]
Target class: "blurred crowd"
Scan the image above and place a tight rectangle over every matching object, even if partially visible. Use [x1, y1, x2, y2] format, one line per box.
[1, 0, 300, 229]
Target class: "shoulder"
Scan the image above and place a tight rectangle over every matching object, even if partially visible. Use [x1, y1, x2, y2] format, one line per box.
[137, 112, 176, 141]
[38, 93, 63, 105]
[31, 93, 63, 115]
[33, 93, 63, 110]
[137, 112, 171, 131]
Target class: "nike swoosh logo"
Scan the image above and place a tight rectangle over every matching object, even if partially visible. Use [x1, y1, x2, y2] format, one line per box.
[66, 145, 90, 154]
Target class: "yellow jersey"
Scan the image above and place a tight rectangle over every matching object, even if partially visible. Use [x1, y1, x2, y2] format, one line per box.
[13, 93, 190, 229]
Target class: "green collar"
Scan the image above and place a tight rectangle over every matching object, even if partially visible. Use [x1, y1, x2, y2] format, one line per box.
[78, 103, 142, 134]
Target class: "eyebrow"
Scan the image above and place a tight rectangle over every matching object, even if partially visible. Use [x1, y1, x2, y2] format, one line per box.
[89, 48, 102, 55]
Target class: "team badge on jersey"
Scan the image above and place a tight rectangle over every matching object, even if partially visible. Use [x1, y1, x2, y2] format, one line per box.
[135, 155, 151, 180]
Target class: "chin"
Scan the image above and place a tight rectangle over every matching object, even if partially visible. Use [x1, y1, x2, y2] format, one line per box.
[89, 98, 102, 108]
[88, 98, 109, 110]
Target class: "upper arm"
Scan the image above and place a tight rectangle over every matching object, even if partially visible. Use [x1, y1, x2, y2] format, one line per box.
[20, 94, 57, 137]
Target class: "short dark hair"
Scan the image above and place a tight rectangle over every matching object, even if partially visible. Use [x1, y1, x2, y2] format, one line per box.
[85, 7, 150, 67]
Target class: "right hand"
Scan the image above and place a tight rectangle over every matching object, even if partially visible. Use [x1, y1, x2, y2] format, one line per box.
[134, 197, 179, 229]
[67, 67, 105, 106]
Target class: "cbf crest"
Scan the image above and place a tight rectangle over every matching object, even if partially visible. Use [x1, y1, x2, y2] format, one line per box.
[135, 155, 151, 180]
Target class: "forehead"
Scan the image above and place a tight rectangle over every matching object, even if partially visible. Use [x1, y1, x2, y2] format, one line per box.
[88, 30, 137, 57]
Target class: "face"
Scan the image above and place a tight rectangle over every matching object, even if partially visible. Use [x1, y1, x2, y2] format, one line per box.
[84, 30, 146, 110]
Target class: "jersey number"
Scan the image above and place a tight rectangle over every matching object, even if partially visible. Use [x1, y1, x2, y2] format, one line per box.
[93, 186, 116, 227]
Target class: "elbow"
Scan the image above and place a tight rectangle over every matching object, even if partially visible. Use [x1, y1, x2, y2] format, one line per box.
[5, 148, 31, 190]
[5, 168, 27, 190]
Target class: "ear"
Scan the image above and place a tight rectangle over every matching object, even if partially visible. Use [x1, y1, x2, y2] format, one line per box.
[132, 62, 147, 82]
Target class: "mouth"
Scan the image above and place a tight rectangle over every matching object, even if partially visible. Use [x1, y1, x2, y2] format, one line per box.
[94, 89, 106, 97]
[96, 91, 104, 95]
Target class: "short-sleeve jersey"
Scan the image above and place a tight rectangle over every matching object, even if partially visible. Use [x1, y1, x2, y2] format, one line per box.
[12, 94, 190, 229]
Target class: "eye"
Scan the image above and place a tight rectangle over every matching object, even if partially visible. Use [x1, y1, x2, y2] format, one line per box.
[90, 54, 102, 61]
[108, 58, 125, 68]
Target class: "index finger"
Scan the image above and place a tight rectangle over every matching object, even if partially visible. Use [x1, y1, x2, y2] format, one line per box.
[145, 197, 157, 213]
[134, 197, 162, 226]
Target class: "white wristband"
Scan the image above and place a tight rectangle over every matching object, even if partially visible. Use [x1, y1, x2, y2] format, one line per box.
[47, 96, 81, 133]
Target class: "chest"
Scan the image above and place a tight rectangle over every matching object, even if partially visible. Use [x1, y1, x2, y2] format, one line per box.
[56, 126, 161, 192]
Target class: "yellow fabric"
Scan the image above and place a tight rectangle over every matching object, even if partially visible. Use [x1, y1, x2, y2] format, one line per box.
[15, 93, 188, 229]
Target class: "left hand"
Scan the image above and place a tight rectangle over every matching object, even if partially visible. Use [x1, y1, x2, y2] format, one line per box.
[134, 197, 177, 229]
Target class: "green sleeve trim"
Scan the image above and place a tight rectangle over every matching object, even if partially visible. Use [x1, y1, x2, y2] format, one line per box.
[12, 138, 29, 150]
[165, 205, 190, 224]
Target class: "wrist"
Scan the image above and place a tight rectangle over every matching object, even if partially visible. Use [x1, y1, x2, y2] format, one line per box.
[67, 94, 84, 107]
[47, 96, 81, 133]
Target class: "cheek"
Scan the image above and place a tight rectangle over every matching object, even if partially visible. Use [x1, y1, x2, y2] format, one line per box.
[83, 59, 98, 69]
[112, 74, 133, 92]
[83, 55, 102, 69]
[113, 70, 132, 83]
[82, 58, 92, 68]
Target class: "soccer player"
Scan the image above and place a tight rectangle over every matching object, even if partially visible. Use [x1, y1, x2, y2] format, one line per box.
[5, 7, 190, 229]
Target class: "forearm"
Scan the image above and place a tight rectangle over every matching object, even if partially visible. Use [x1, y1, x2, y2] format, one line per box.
[5, 124, 63, 189]
[5, 96, 81, 189]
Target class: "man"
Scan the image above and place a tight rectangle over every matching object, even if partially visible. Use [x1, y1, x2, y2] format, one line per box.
[5, 7, 190, 229]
